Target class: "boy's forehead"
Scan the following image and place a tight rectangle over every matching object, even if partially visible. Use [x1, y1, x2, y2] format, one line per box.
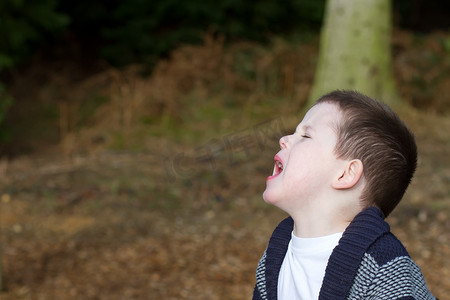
[295, 123, 312, 132]
[298, 103, 341, 128]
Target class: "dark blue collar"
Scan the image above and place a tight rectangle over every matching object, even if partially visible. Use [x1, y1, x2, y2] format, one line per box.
[263, 207, 389, 300]
[319, 207, 389, 299]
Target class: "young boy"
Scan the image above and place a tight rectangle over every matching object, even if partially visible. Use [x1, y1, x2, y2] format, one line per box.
[253, 90, 437, 299]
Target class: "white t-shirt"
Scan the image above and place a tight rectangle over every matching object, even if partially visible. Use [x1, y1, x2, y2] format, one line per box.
[277, 231, 343, 300]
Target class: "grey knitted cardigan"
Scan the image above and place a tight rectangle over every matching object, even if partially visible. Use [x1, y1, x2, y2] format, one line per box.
[253, 207, 437, 299]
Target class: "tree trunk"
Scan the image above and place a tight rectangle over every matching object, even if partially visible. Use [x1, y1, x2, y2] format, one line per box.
[308, 0, 399, 106]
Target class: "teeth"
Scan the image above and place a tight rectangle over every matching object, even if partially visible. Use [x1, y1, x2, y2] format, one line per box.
[276, 161, 283, 170]
[272, 160, 283, 176]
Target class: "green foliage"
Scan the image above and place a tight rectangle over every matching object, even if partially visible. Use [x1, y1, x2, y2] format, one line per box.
[78, 0, 326, 66]
[0, 88, 12, 125]
[0, 0, 69, 69]
[0, 0, 69, 149]
[0, 85, 13, 143]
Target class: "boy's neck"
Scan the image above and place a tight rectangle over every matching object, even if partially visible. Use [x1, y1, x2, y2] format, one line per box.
[292, 214, 350, 238]
[290, 197, 361, 238]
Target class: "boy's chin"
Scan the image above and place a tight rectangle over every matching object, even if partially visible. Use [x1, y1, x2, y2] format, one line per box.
[262, 189, 278, 205]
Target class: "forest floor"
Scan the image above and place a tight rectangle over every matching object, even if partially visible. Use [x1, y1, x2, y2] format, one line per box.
[1, 30, 450, 299]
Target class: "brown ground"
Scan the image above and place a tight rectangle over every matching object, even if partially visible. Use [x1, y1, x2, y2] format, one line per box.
[1, 30, 449, 299]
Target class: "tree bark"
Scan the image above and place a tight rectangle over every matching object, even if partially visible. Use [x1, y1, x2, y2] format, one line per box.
[308, 0, 399, 106]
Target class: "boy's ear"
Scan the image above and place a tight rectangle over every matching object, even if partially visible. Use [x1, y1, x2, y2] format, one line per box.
[332, 159, 364, 190]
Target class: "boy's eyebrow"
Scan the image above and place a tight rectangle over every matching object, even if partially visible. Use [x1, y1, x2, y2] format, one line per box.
[295, 125, 313, 133]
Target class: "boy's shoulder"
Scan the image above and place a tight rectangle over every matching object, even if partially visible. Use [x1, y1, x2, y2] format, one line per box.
[322, 208, 437, 299]
[365, 229, 409, 265]
[347, 206, 410, 264]
[348, 224, 437, 299]
[336, 206, 410, 264]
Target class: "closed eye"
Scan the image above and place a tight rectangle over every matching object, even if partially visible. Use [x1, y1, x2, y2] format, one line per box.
[302, 135, 310, 138]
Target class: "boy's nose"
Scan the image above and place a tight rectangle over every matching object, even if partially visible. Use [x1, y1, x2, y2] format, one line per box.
[279, 136, 288, 149]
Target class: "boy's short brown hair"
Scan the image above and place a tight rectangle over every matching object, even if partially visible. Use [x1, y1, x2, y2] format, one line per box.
[315, 90, 417, 217]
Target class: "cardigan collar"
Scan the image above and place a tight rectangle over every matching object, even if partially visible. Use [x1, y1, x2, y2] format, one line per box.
[319, 206, 390, 299]
[264, 206, 389, 300]
[265, 217, 293, 300]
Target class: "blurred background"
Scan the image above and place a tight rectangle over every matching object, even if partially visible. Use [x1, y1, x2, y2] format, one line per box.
[0, 0, 449, 299]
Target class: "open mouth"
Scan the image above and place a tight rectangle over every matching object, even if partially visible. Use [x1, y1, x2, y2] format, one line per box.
[267, 155, 283, 181]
